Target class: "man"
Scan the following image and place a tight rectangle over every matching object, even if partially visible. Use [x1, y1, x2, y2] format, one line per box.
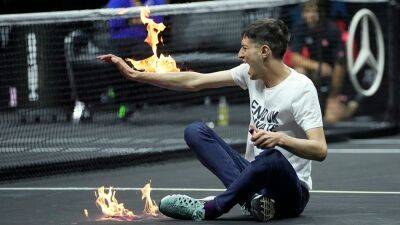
[290, 0, 346, 119]
[98, 18, 327, 222]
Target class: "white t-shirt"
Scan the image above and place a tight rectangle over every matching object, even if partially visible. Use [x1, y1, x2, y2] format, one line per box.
[230, 63, 323, 190]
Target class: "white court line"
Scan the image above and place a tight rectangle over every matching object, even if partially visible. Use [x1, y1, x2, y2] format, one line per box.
[0, 187, 399, 195]
[328, 148, 400, 153]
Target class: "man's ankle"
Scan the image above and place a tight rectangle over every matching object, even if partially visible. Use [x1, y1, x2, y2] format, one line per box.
[203, 200, 223, 219]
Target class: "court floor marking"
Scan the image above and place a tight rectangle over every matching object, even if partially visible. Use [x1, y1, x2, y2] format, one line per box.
[0, 187, 399, 195]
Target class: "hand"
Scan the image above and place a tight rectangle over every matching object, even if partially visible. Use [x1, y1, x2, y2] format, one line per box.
[97, 54, 139, 80]
[249, 125, 285, 149]
[320, 63, 333, 77]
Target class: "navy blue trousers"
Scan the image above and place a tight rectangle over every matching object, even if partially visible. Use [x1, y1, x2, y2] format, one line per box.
[184, 122, 309, 218]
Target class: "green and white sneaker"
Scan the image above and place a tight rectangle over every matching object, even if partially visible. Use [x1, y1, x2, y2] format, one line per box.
[159, 194, 205, 221]
[250, 194, 275, 222]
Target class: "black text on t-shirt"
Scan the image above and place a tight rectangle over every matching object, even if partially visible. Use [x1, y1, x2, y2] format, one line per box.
[251, 100, 279, 132]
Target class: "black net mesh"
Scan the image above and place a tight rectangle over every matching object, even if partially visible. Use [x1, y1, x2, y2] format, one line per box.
[0, 0, 397, 180]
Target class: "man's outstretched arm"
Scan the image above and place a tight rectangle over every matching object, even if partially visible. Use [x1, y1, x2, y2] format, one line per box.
[97, 54, 237, 91]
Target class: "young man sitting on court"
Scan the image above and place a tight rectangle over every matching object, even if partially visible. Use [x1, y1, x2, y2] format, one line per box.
[98, 18, 327, 222]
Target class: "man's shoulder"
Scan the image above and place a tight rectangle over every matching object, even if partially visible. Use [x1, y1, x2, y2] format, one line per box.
[289, 69, 314, 87]
[285, 71, 317, 97]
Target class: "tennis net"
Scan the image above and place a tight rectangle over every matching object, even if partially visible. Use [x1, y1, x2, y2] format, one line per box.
[0, 0, 397, 180]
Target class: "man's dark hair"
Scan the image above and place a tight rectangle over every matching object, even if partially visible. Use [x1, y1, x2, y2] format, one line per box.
[242, 18, 290, 59]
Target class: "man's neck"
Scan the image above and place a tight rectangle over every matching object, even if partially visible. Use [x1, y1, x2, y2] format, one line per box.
[262, 60, 291, 88]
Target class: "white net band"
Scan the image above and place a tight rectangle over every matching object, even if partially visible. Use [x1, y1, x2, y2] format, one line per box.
[0, 0, 307, 26]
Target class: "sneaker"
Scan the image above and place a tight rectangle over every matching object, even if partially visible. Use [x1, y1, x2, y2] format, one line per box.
[250, 194, 275, 222]
[159, 194, 205, 221]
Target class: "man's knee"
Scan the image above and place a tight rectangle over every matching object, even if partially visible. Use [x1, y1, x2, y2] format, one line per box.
[251, 149, 285, 174]
[184, 121, 210, 144]
[257, 149, 283, 160]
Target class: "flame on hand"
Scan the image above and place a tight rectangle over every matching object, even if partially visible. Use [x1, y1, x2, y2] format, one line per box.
[126, 6, 180, 73]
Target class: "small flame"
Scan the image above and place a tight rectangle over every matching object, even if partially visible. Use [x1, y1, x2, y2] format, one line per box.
[95, 186, 137, 220]
[141, 180, 159, 217]
[83, 209, 89, 218]
[126, 55, 158, 72]
[126, 7, 180, 72]
[140, 6, 166, 56]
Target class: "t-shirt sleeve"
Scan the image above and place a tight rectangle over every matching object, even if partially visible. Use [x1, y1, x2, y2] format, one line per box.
[291, 81, 323, 131]
[230, 63, 250, 90]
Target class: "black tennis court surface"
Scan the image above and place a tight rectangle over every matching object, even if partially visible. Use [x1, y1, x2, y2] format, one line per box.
[1, 135, 400, 225]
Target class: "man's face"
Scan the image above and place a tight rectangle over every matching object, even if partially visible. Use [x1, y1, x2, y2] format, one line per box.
[303, 7, 319, 28]
[238, 36, 264, 80]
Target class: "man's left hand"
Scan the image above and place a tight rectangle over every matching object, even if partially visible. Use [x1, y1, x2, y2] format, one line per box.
[250, 125, 286, 149]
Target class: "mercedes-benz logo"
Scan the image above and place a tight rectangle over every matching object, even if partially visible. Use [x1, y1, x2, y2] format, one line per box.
[346, 9, 385, 97]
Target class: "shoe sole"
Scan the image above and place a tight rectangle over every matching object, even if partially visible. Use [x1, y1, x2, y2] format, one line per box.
[250, 196, 275, 222]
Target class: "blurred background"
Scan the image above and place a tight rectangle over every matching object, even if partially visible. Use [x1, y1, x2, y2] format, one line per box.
[0, 0, 399, 180]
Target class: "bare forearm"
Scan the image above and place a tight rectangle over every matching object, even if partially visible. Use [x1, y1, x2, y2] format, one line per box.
[97, 54, 231, 92]
[280, 135, 327, 161]
[125, 71, 202, 91]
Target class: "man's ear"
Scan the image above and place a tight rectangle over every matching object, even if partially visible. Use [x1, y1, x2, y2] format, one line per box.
[260, 45, 271, 59]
